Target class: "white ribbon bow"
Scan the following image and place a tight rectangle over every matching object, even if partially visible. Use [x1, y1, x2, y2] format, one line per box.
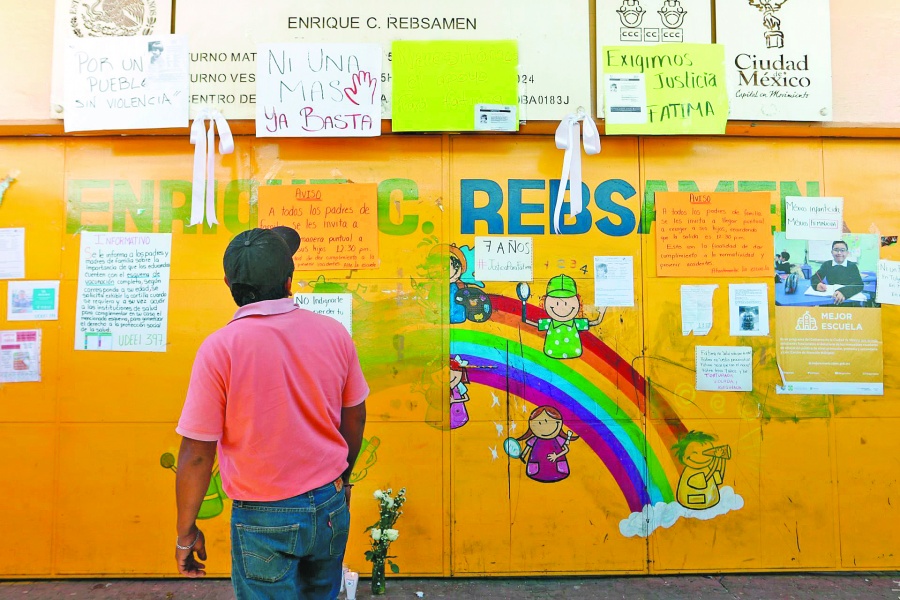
[553, 109, 601, 234]
[189, 109, 234, 227]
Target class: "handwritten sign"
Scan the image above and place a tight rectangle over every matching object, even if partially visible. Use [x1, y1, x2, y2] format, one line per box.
[656, 192, 772, 277]
[602, 43, 727, 135]
[256, 43, 381, 137]
[473, 236, 533, 282]
[876, 260, 900, 305]
[696, 346, 752, 392]
[392, 41, 518, 132]
[63, 34, 189, 132]
[75, 233, 172, 352]
[785, 196, 843, 241]
[293, 293, 353, 335]
[258, 184, 379, 271]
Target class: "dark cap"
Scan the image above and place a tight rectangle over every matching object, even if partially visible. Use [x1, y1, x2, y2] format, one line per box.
[271, 226, 301, 256]
[223, 228, 295, 305]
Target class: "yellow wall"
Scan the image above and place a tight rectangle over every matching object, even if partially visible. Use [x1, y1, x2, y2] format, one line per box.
[2, 133, 900, 577]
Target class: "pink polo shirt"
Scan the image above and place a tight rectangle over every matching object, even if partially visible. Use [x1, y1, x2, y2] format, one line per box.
[177, 298, 369, 501]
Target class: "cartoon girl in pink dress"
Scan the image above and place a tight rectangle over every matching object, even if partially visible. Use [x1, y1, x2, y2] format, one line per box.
[515, 406, 579, 483]
[449, 356, 470, 429]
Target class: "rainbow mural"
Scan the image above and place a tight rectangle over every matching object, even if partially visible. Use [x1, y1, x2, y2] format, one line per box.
[450, 295, 691, 513]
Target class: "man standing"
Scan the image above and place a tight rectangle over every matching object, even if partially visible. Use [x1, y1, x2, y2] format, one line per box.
[813, 240, 864, 305]
[174, 228, 368, 599]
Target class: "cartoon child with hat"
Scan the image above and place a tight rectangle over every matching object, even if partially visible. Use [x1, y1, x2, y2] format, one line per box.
[521, 274, 606, 359]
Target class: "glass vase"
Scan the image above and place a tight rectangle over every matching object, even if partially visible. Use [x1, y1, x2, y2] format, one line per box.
[371, 559, 386, 595]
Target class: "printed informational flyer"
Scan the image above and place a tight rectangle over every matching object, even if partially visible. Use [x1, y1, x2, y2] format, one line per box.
[604, 74, 647, 125]
[594, 256, 634, 307]
[8, 281, 60, 321]
[681, 284, 717, 336]
[696, 345, 753, 392]
[75, 232, 172, 352]
[728, 283, 769, 336]
[294, 293, 353, 335]
[473, 236, 533, 282]
[775, 306, 883, 395]
[0, 329, 41, 383]
[0, 228, 25, 279]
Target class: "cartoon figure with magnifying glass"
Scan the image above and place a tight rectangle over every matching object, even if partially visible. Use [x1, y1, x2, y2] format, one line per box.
[517, 275, 606, 360]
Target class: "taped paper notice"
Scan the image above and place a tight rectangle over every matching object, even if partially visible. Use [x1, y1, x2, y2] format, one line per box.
[0, 330, 41, 383]
[785, 196, 843, 241]
[294, 293, 353, 335]
[473, 236, 533, 282]
[682, 284, 717, 335]
[728, 283, 769, 336]
[594, 256, 634, 307]
[8, 281, 60, 321]
[876, 260, 900, 305]
[696, 345, 752, 392]
[0, 228, 25, 279]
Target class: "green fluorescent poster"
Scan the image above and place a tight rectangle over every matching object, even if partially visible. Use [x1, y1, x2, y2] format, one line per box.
[391, 40, 519, 132]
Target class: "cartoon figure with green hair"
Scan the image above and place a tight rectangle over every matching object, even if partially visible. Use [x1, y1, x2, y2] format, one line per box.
[671, 431, 732, 510]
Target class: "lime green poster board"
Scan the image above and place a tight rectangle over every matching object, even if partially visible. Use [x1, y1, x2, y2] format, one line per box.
[602, 43, 727, 135]
[392, 40, 519, 132]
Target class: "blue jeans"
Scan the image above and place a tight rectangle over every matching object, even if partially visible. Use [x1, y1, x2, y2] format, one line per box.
[230, 480, 350, 600]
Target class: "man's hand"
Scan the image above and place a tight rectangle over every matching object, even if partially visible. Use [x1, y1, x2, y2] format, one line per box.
[816, 282, 827, 291]
[345, 485, 353, 505]
[833, 290, 846, 304]
[176, 527, 207, 578]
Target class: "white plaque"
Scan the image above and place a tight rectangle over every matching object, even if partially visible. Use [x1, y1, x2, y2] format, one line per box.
[175, 0, 590, 121]
[715, 0, 833, 121]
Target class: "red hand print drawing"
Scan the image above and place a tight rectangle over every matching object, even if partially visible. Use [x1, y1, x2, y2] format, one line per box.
[344, 71, 377, 105]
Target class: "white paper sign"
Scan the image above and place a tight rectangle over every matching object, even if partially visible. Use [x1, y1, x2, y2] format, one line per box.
[64, 34, 190, 132]
[716, 0, 833, 121]
[728, 283, 769, 336]
[604, 74, 647, 124]
[75, 233, 172, 352]
[696, 345, 752, 392]
[785, 196, 843, 240]
[876, 260, 900, 305]
[50, 0, 174, 117]
[0, 228, 25, 279]
[294, 293, 353, 335]
[473, 236, 533, 282]
[596, 0, 712, 115]
[594, 256, 634, 307]
[8, 281, 60, 321]
[256, 43, 382, 137]
[0, 330, 41, 383]
[681, 284, 717, 335]
[175, 0, 590, 121]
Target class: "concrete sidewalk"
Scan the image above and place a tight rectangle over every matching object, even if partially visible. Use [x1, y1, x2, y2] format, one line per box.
[2, 574, 900, 600]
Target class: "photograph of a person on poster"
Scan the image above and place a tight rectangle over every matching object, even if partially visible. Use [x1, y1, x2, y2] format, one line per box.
[774, 233, 879, 308]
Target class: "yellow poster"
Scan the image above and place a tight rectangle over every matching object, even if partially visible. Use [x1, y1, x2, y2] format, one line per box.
[775, 306, 883, 395]
[655, 192, 772, 277]
[602, 43, 727, 135]
[391, 40, 519, 132]
[258, 183, 379, 270]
